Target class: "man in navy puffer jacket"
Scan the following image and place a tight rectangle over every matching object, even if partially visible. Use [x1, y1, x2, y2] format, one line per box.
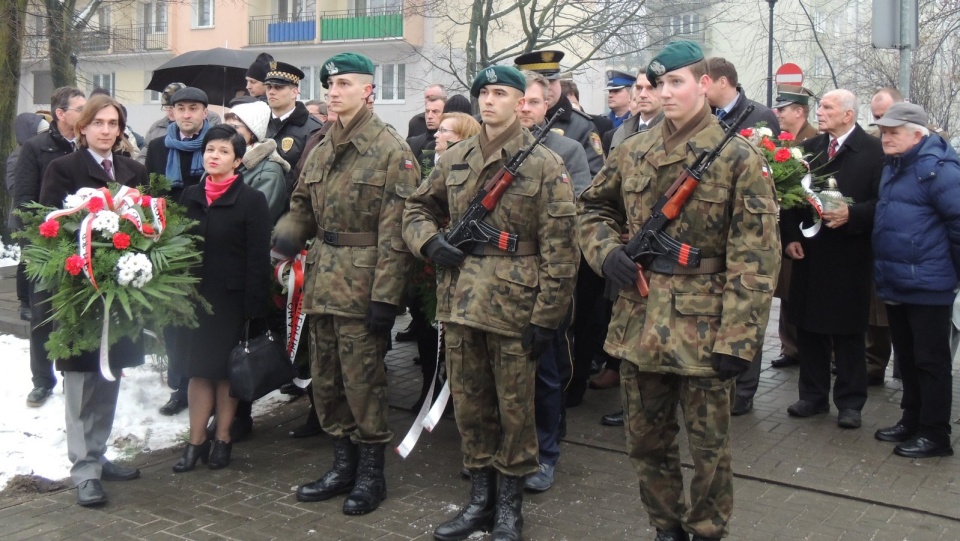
[872, 102, 960, 459]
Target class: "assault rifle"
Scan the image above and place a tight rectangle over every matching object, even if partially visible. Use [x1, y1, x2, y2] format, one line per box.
[622, 104, 755, 297]
[443, 109, 564, 253]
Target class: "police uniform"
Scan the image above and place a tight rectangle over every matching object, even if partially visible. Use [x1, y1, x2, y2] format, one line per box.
[274, 53, 419, 516]
[515, 51, 605, 176]
[604, 70, 634, 129]
[578, 42, 780, 539]
[403, 66, 577, 541]
[263, 61, 323, 194]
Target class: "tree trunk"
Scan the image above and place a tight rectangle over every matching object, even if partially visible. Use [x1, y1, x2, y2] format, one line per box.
[47, 0, 77, 88]
[0, 0, 29, 239]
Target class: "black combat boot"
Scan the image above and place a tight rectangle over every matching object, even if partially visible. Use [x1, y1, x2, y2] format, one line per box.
[296, 437, 358, 502]
[491, 475, 524, 541]
[434, 468, 497, 541]
[342, 443, 387, 515]
[655, 527, 690, 541]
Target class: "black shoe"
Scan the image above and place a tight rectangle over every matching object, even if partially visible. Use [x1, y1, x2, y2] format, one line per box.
[654, 528, 689, 541]
[894, 436, 954, 458]
[490, 475, 523, 541]
[434, 468, 497, 541]
[691, 536, 720, 541]
[100, 461, 140, 481]
[867, 374, 885, 387]
[76, 479, 107, 507]
[208, 439, 233, 469]
[172, 440, 211, 473]
[837, 409, 862, 429]
[343, 443, 387, 515]
[395, 327, 418, 342]
[158, 396, 187, 416]
[731, 396, 753, 416]
[600, 410, 624, 427]
[787, 400, 829, 417]
[770, 354, 799, 368]
[26, 386, 54, 408]
[280, 382, 305, 396]
[875, 423, 917, 443]
[19, 302, 30, 321]
[589, 358, 605, 376]
[296, 437, 358, 502]
[290, 409, 322, 438]
[230, 414, 253, 442]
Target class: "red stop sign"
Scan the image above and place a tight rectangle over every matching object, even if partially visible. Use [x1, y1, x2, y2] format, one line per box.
[775, 63, 804, 85]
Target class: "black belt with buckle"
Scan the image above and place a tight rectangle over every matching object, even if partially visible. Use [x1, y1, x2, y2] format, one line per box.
[320, 228, 377, 247]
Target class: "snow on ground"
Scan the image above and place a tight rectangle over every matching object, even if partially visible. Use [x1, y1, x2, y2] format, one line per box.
[0, 334, 291, 490]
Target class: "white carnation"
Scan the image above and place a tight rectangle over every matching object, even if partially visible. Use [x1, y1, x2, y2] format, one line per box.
[790, 148, 804, 161]
[63, 195, 85, 209]
[757, 127, 774, 139]
[116, 253, 154, 288]
[92, 211, 120, 237]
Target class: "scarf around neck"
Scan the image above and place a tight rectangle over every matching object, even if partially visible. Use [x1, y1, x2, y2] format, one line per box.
[329, 106, 372, 148]
[205, 174, 239, 205]
[661, 102, 711, 156]
[479, 118, 522, 162]
[164, 120, 211, 186]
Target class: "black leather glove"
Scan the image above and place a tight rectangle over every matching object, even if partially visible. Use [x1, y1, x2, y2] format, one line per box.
[602, 245, 637, 290]
[272, 234, 302, 259]
[364, 301, 398, 334]
[710, 353, 750, 381]
[522, 324, 554, 359]
[423, 235, 465, 268]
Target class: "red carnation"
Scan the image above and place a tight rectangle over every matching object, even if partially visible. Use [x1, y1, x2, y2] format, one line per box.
[112, 232, 131, 250]
[774, 148, 792, 163]
[65, 254, 86, 276]
[86, 197, 104, 213]
[739, 128, 754, 137]
[142, 224, 156, 235]
[39, 220, 60, 238]
[761, 138, 776, 152]
[778, 131, 795, 141]
[141, 196, 152, 207]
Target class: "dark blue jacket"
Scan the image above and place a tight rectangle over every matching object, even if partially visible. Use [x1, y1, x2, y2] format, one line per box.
[873, 134, 960, 305]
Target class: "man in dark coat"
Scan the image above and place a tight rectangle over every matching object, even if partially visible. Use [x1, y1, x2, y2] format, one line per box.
[407, 84, 446, 138]
[15, 86, 85, 408]
[405, 94, 444, 168]
[781, 89, 884, 429]
[706, 57, 780, 136]
[39, 95, 147, 507]
[263, 61, 323, 193]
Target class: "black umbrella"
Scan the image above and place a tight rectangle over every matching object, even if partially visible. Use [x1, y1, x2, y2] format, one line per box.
[146, 48, 259, 107]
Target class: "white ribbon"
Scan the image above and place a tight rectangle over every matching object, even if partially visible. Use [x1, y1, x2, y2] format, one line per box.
[799, 173, 824, 238]
[396, 322, 449, 458]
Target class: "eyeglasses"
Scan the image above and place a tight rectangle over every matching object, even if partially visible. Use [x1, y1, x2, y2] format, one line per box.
[161, 105, 173, 112]
[437, 127, 455, 135]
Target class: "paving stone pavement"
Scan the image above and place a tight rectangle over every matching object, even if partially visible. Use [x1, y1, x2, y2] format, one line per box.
[2, 273, 960, 540]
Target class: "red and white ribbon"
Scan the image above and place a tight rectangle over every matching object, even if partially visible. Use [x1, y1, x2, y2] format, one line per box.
[274, 250, 309, 387]
[799, 173, 824, 238]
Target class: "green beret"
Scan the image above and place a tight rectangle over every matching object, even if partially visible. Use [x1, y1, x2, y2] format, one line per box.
[319, 53, 375, 89]
[470, 65, 526, 98]
[646, 40, 705, 87]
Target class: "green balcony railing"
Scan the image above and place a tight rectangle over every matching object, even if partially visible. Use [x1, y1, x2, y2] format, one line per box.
[320, 9, 403, 41]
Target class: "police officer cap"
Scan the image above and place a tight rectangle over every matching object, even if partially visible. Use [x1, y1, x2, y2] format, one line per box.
[319, 53, 375, 89]
[470, 65, 526, 98]
[605, 70, 634, 90]
[645, 40, 704, 87]
[161, 82, 186, 106]
[264, 61, 306, 87]
[170, 87, 208, 107]
[773, 85, 816, 109]
[514, 50, 565, 80]
[246, 52, 274, 82]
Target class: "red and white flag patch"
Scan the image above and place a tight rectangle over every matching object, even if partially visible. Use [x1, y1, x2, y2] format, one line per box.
[404, 160, 414, 170]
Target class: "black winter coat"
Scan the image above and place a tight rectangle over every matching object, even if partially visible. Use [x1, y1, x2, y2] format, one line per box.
[781, 124, 884, 334]
[39, 150, 148, 372]
[267, 102, 323, 194]
[715, 86, 781, 136]
[144, 135, 205, 202]
[172, 174, 272, 380]
[14, 122, 74, 213]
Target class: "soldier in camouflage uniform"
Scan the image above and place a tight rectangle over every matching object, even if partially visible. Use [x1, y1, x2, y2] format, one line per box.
[578, 41, 780, 541]
[403, 65, 577, 541]
[272, 52, 419, 516]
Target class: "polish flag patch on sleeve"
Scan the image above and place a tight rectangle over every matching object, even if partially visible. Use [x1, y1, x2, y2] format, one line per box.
[761, 165, 770, 178]
[561, 173, 569, 183]
[404, 160, 414, 170]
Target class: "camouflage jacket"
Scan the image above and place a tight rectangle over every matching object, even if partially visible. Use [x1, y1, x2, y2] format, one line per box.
[578, 117, 781, 376]
[274, 112, 419, 318]
[403, 128, 578, 337]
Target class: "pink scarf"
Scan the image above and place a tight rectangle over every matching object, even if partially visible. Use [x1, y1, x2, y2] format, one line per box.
[205, 175, 239, 205]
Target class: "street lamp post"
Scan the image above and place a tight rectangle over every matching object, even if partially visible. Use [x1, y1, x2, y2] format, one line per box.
[767, 0, 778, 107]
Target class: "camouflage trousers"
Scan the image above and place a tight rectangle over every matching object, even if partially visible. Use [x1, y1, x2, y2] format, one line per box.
[620, 361, 734, 538]
[310, 315, 392, 444]
[445, 323, 539, 477]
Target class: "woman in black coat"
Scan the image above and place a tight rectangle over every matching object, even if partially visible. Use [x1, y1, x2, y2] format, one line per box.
[39, 95, 147, 507]
[172, 124, 271, 473]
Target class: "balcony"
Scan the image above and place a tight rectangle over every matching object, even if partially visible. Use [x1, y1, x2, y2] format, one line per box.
[248, 9, 404, 46]
[75, 24, 169, 55]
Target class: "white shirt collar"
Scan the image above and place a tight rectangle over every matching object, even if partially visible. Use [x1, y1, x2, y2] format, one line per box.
[831, 124, 856, 151]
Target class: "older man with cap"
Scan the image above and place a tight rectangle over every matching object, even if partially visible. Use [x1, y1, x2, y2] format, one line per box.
[515, 50, 604, 177]
[273, 51, 418, 516]
[605, 70, 634, 129]
[404, 64, 577, 541]
[872, 102, 960, 459]
[579, 40, 779, 541]
[263, 60, 323, 193]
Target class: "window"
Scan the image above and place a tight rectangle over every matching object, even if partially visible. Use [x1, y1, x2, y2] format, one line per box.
[149, 90, 162, 103]
[92, 73, 115, 95]
[813, 10, 825, 33]
[300, 66, 314, 100]
[97, 6, 110, 29]
[194, 0, 213, 28]
[666, 13, 699, 37]
[279, 0, 315, 21]
[375, 63, 405, 102]
[351, 0, 401, 14]
[812, 56, 826, 77]
[143, 1, 167, 32]
[33, 72, 53, 105]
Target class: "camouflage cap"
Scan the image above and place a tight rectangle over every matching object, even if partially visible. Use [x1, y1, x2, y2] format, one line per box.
[319, 52, 375, 88]
[470, 65, 526, 98]
[161, 82, 186, 106]
[773, 84, 816, 109]
[646, 40, 704, 87]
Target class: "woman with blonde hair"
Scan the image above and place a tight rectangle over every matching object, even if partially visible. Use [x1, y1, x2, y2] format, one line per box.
[434, 112, 480, 159]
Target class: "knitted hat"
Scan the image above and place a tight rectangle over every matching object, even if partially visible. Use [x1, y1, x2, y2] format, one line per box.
[230, 100, 272, 142]
[246, 53, 274, 82]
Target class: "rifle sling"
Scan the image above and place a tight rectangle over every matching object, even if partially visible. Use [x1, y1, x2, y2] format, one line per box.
[470, 241, 539, 257]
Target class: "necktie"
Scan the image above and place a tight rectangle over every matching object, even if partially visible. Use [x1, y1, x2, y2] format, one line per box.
[269, 117, 282, 133]
[70, 141, 76, 151]
[715, 109, 727, 121]
[828, 138, 839, 160]
[102, 158, 113, 179]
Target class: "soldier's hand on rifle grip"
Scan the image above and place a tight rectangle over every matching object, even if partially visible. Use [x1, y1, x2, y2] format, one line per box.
[602, 245, 638, 290]
[423, 235, 466, 268]
[710, 353, 750, 381]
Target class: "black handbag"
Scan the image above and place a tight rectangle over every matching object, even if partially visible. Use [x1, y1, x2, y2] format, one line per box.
[228, 320, 297, 401]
